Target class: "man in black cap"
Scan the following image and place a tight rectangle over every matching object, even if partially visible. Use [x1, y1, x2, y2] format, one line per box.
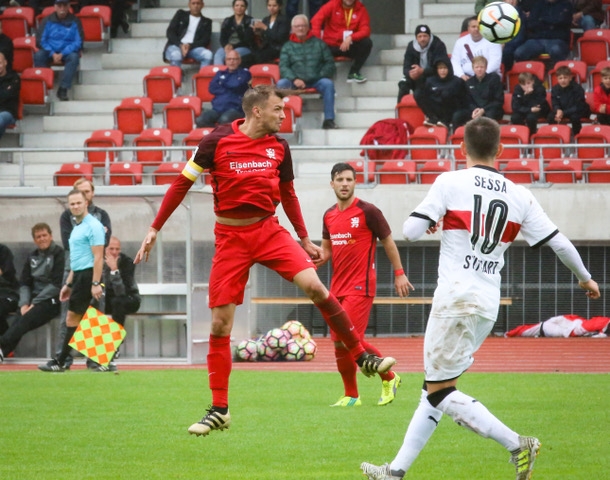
[34, 0, 84, 101]
[397, 24, 448, 103]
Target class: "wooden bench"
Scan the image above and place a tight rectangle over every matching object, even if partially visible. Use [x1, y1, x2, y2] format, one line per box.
[251, 296, 513, 337]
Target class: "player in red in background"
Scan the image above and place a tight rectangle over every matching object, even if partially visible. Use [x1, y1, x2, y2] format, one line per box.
[315, 163, 413, 407]
[361, 117, 600, 480]
[134, 85, 396, 437]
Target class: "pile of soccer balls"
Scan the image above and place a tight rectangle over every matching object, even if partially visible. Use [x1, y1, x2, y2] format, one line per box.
[235, 320, 317, 362]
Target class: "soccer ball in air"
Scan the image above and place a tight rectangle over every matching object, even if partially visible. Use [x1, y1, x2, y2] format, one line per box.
[478, 1, 521, 44]
[235, 339, 259, 362]
[264, 327, 291, 350]
[283, 339, 305, 361]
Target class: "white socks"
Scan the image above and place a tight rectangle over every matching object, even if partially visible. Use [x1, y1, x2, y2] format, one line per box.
[390, 390, 443, 476]
[436, 389, 520, 451]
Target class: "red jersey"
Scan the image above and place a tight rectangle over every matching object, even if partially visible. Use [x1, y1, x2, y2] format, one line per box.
[151, 119, 308, 238]
[322, 198, 391, 297]
[311, 0, 371, 48]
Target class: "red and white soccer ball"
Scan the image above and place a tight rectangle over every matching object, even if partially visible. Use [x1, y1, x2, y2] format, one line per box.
[478, 1, 521, 44]
[299, 338, 317, 361]
[283, 339, 305, 361]
[281, 320, 311, 340]
[235, 339, 258, 362]
[264, 327, 291, 350]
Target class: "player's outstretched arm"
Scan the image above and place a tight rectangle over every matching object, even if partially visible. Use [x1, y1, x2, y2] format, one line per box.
[579, 279, 600, 299]
[134, 228, 158, 264]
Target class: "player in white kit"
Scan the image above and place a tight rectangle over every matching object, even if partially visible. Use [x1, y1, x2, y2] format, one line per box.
[361, 117, 600, 480]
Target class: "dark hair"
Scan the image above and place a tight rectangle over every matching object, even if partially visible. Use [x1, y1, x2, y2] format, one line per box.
[67, 188, 86, 200]
[555, 66, 572, 77]
[233, 0, 248, 7]
[268, 0, 283, 6]
[330, 162, 356, 180]
[31, 222, 52, 237]
[242, 84, 292, 116]
[464, 117, 500, 161]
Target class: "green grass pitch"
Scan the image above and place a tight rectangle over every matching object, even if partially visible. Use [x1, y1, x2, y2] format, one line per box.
[1, 369, 608, 479]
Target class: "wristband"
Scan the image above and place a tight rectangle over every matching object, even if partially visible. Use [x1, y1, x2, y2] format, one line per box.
[394, 269, 404, 277]
[92, 281, 103, 287]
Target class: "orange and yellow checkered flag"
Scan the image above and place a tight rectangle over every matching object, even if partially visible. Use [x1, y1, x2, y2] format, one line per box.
[69, 307, 126, 366]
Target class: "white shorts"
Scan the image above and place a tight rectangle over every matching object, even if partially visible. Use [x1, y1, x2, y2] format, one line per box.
[423, 313, 495, 382]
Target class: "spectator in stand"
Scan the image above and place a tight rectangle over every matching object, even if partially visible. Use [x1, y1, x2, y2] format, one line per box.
[571, 0, 604, 32]
[592, 66, 610, 126]
[311, 0, 372, 83]
[213, 0, 255, 67]
[454, 55, 504, 127]
[513, 0, 573, 68]
[34, 0, 83, 102]
[251, 0, 290, 64]
[547, 65, 590, 136]
[415, 56, 466, 129]
[501, 0, 528, 72]
[0, 243, 19, 337]
[87, 236, 141, 372]
[511, 71, 550, 136]
[278, 14, 338, 129]
[163, 0, 213, 69]
[286, 0, 328, 22]
[0, 24, 14, 71]
[0, 223, 64, 363]
[397, 25, 448, 103]
[195, 50, 251, 127]
[0, 52, 20, 140]
[451, 16, 502, 81]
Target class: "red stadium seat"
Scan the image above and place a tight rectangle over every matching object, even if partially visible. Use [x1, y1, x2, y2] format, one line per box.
[589, 60, 610, 92]
[418, 159, 451, 184]
[501, 159, 540, 183]
[12, 36, 36, 73]
[192, 65, 226, 103]
[585, 158, 610, 182]
[182, 127, 212, 160]
[500, 92, 512, 124]
[449, 126, 467, 166]
[0, 7, 34, 40]
[346, 159, 376, 183]
[20, 67, 54, 115]
[113, 97, 153, 135]
[577, 29, 610, 67]
[108, 162, 143, 185]
[530, 124, 572, 159]
[84, 129, 124, 164]
[162, 96, 202, 134]
[505, 61, 545, 93]
[498, 124, 530, 161]
[395, 94, 424, 130]
[409, 125, 448, 162]
[77, 5, 112, 52]
[575, 124, 610, 159]
[53, 162, 93, 186]
[143, 66, 182, 104]
[378, 160, 417, 184]
[547, 60, 588, 89]
[543, 158, 582, 183]
[152, 161, 186, 185]
[279, 95, 302, 143]
[249, 63, 280, 86]
[132, 127, 173, 165]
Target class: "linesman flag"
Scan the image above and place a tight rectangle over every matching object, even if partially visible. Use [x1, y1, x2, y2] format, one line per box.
[69, 307, 126, 366]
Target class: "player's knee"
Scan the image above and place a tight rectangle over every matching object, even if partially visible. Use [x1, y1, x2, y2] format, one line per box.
[427, 386, 457, 408]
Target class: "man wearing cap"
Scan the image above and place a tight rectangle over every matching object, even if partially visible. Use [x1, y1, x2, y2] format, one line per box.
[34, 0, 83, 102]
[397, 25, 448, 103]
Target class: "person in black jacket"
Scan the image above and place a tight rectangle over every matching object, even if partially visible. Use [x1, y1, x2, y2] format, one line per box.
[88, 236, 140, 372]
[454, 55, 504, 128]
[251, 0, 290, 64]
[0, 223, 64, 362]
[547, 65, 590, 136]
[213, 0, 256, 67]
[398, 24, 448, 103]
[0, 52, 19, 140]
[511, 71, 550, 136]
[415, 56, 466, 129]
[0, 23, 14, 71]
[163, 0, 213, 69]
[0, 242, 19, 338]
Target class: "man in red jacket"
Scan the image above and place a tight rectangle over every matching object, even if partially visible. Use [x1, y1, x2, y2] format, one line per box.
[311, 0, 372, 83]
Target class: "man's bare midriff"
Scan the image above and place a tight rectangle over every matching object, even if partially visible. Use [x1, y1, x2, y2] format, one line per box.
[216, 216, 267, 226]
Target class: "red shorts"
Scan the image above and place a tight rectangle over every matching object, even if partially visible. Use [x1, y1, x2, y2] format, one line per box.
[209, 216, 315, 308]
[330, 295, 374, 342]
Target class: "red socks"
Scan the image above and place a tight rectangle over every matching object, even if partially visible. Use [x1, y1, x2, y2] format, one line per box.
[335, 347, 359, 398]
[315, 293, 365, 360]
[207, 334, 232, 408]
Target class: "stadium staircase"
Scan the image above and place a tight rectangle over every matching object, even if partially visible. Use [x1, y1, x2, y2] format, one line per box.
[0, 0, 473, 187]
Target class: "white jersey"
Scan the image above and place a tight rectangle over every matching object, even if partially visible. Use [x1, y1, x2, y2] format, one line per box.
[412, 165, 558, 321]
[450, 34, 502, 78]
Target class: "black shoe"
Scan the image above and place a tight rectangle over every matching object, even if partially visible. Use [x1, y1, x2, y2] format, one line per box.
[0, 347, 4, 363]
[322, 119, 339, 129]
[356, 353, 396, 378]
[38, 358, 66, 372]
[63, 354, 73, 370]
[121, 14, 130, 34]
[57, 87, 69, 101]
